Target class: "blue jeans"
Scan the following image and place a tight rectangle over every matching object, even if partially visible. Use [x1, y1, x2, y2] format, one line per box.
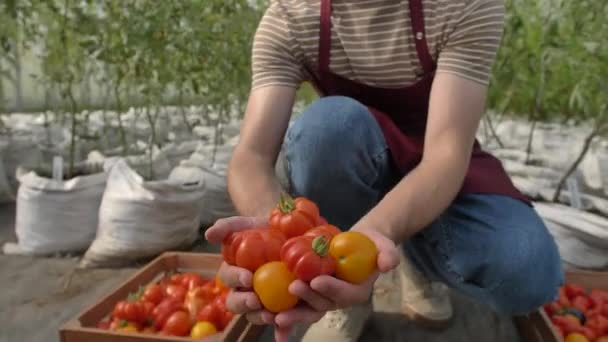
[279, 96, 564, 315]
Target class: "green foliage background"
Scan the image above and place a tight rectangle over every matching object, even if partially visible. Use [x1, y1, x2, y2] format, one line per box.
[0, 0, 606, 185]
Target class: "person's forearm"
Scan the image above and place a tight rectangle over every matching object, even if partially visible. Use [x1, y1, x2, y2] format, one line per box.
[352, 150, 470, 243]
[227, 150, 282, 218]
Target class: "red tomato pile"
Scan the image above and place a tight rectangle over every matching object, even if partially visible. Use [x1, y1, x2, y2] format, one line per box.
[96, 272, 233, 339]
[543, 284, 608, 342]
[221, 194, 379, 314]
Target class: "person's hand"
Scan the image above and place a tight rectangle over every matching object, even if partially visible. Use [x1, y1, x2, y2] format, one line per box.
[204, 216, 277, 326]
[272, 226, 400, 342]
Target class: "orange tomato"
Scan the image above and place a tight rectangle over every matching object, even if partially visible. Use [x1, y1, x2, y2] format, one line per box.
[564, 333, 589, 342]
[329, 231, 378, 284]
[253, 261, 298, 313]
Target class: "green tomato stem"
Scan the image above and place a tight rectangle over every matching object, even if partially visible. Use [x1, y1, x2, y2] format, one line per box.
[312, 235, 329, 257]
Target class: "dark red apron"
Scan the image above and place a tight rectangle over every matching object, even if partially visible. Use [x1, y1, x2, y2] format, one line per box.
[305, 0, 530, 205]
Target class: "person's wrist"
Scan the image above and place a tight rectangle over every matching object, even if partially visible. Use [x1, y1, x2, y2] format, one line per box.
[351, 214, 400, 244]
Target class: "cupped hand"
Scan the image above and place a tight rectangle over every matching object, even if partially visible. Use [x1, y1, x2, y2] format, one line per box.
[204, 216, 276, 325]
[272, 226, 401, 342]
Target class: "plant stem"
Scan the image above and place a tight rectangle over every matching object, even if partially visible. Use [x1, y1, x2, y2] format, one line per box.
[113, 78, 127, 155]
[525, 119, 537, 164]
[552, 127, 599, 202]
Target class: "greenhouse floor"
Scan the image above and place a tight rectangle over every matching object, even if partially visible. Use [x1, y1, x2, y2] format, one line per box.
[0, 203, 523, 342]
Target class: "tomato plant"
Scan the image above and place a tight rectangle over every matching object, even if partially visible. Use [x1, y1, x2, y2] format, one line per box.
[222, 227, 286, 272]
[329, 231, 378, 284]
[253, 261, 299, 313]
[281, 234, 336, 282]
[269, 195, 321, 238]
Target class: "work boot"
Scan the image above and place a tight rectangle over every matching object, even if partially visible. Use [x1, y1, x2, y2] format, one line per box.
[398, 250, 453, 329]
[295, 302, 372, 342]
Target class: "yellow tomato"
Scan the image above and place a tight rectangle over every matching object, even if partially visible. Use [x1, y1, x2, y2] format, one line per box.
[329, 231, 378, 284]
[563, 314, 580, 325]
[190, 321, 217, 339]
[116, 323, 138, 333]
[253, 261, 298, 313]
[565, 333, 590, 342]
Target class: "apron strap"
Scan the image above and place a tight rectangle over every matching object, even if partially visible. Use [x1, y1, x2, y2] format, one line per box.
[319, 0, 332, 77]
[408, 0, 435, 73]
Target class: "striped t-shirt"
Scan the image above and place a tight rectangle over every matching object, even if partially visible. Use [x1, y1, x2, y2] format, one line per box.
[251, 0, 505, 91]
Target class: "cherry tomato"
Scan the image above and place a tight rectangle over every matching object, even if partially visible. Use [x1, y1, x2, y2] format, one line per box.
[141, 326, 156, 334]
[565, 285, 586, 301]
[222, 227, 286, 272]
[564, 333, 589, 342]
[190, 321, 217, 339]
[180, 272, 206, 291]
[197, 302, 223, 329]
[141, 284, 165, 305]
[329, 231, 378, 284]
[165, 284, 187, 302]
[112, 300, 146, 324]
[303, 224, 341, 240]
[268, 194, 320, 238]
[281, 234, 336, 282]
[141, 300, 155, 321]
[572, 295, 592, 312]
[162, 311, 191, 336]
[96, 319, 111, 330]
[151, 298, 183, 331]
[253, 261, 298, 313]
[215, 274, 228, 291]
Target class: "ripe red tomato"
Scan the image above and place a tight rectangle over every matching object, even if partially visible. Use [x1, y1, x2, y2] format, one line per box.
[221, 227, 286, 272]
[281, 234, 336, 282]
[197, 302, 223, 329]
[180, 272, 206, 291]
[596, 336, 608, 342]
[151, 298, 184, 331]
[141, 284, 165, 305]
[559, 287, 572, 307]
[586, 315, 608, 337]
[565, 285, 586, 300]
[112, 300, 146, 324]
[303, 224, 341, 240]
[268, 195, 320, 238]
[165, 284, 187, 302]
[96, 319, 111, 330]
[162, 311, 191, 336]
[572, 295, 592, 312]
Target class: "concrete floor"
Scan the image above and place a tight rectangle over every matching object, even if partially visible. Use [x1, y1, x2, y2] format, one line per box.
[0, 202, 524, 342]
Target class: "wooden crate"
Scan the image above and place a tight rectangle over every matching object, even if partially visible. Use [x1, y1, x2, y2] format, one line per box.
[59, 252, 263, 342]
[514, 268, 608, 342]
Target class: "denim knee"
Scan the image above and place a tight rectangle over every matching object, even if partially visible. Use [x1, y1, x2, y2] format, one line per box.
[283, 96, 392, 228]
[483, 212, 564, 314]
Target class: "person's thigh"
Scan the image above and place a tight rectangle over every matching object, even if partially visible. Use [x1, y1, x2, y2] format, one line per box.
[404, 194, 564, 315]
[278, 95, 397, 230]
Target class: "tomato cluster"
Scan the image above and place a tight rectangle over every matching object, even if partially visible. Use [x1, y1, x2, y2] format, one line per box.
[221, 195, 379, 313]
[544, 284, 608, 342]
[96, 272, 233, 339]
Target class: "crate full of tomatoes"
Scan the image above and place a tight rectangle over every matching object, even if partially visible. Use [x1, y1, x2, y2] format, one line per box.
[59, 252, 262, 342]
[220, 194, 380, 314]
[514, 269, 608, 342]
[542, 283, 608, 342]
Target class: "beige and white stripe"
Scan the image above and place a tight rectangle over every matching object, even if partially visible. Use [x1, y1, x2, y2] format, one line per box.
[251, 0, 505, 90]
